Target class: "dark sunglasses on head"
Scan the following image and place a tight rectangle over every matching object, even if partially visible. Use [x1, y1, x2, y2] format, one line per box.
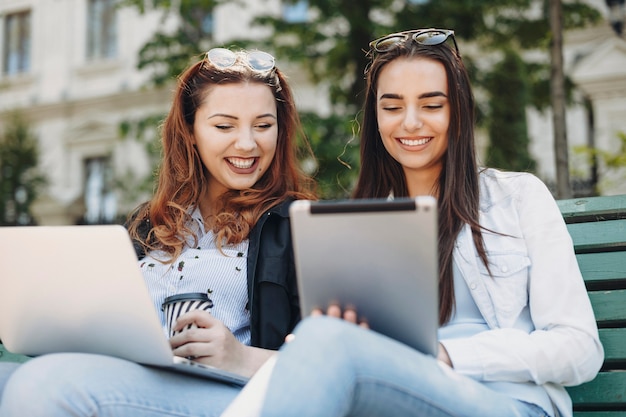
[369, 28, 459, 56]
[205, 48, 276, 72]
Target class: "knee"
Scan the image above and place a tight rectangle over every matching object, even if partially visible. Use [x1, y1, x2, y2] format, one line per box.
[2, 354, 71, 402]
[0, 362, 21, 398]
[1, 353, 103, 415]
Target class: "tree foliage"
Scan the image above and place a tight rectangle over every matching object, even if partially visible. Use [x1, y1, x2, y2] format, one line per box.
[0, 111, 47, 225]
[121, 0, 602, 197]
[485, 48, 536, 172]
[119, 0, 225, 86]
[117, 113, 165, 198]
[255, 0, 601, 112]
[299, 112, 360, 198]
[574, 131, 626, 194]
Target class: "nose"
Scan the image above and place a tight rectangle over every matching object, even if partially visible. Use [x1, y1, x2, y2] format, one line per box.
[402, 108, 423, 132]
[234, 129, 257, 152]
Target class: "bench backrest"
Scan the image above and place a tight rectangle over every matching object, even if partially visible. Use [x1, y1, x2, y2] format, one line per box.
[2, 194, 626, 414]
[557, 195, 626, 416]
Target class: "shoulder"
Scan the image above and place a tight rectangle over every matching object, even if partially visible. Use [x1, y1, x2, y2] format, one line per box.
[478, 168, 553, 210]
[251, 198, 295, 239]
[479, 167, 545, 188]
[268, 198, 294, 218]
[263, 196, 309, 219]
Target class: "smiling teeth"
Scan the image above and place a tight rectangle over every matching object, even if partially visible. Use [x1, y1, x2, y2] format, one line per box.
[400, 138, 431, 146]
[228, 157, 254, 169]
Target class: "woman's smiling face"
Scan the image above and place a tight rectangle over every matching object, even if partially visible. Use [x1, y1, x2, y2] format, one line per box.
[192, 82, 278, 200]
[376, 56, 450, 195]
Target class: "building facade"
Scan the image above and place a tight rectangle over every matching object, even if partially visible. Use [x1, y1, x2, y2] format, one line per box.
[1, 0, 625, 225]
[1, 0, 171, 225]
[528, 7, 626, 196]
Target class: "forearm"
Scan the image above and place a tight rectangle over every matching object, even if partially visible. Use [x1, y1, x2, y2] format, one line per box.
[235, 346, 277, 378]
[441, 324, 602, 385]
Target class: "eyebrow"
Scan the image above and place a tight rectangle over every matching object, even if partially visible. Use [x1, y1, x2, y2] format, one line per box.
[379, 91, 448, 100]
[207, 113, 277, 120]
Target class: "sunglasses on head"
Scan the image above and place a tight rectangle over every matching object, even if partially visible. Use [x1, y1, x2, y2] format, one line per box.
[205, 48, 276, 72]
[369, 29, 459, 56]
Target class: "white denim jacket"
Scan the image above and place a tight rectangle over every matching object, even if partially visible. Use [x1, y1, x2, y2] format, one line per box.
[440, 169, 604, 417]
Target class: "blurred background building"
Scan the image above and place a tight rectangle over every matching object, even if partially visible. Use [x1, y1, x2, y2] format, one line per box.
[1, 0, 625, 225]
[534, 0, 626, 197]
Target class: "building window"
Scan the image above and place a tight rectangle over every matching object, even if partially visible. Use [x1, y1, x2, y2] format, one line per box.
[282, 0, 308, 23]
[83, 157, 117, 224]
[87, 0, 117, 61]
[201, 12, 214, 36]
[3, 10, 31, 76]
[184, 4, 214, 40]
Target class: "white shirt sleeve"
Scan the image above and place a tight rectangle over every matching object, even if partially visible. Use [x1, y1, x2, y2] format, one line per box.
[441, 173, 603, 386]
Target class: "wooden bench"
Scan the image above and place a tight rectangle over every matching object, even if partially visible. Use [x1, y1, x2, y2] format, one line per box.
[558, 194, 626, 417]
[2, 194, 626, 415]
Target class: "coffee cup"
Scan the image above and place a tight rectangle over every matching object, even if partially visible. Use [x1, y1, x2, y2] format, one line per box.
[161, 292, 213, 338]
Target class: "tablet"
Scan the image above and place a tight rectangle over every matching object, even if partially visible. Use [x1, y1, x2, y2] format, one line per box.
[289, 197, 439, 356]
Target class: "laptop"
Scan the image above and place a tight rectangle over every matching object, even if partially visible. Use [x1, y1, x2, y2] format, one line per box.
[0, 225, 249, 387]
[289, 197, 439, 356]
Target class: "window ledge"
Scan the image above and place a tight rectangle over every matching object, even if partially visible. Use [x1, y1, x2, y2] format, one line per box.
[75, 59, 122, 77]
[0, 72, 35, 89]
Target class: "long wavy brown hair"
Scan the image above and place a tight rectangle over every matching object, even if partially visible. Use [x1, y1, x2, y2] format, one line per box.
[127, 50, 317, 263]
[352, 36, 489, 325]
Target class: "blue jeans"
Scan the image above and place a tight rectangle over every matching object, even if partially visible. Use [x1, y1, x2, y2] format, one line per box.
[0, 353, 240, 416]
[0, 363, 20, 399]
[260, 316, 551, 417]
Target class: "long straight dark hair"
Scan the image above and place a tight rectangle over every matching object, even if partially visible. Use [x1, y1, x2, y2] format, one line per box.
[353, 38, 489, 325]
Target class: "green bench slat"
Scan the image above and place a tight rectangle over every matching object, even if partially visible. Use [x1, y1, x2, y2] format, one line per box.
[599, 328, 626, 366]
[577, 252, 626, 285]
[0, 344, 30, 363]
[567, 371, 626, 409]
[558, 195, 626, 222]
[588, 290, 626, 325]
[574, 412, 626, 417]
[565, 220, 626, 252]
